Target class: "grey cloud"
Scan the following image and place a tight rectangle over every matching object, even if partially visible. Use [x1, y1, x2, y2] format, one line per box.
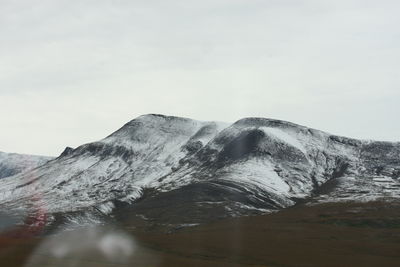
[1, 0, 400, 155]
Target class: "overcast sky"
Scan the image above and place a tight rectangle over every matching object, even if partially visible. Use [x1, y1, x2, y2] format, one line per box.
[1, 0, 400, 156]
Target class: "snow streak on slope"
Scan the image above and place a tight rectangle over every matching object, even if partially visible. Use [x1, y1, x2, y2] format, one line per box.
[313, 175, 400, 203]
[261, 127, 306, 154]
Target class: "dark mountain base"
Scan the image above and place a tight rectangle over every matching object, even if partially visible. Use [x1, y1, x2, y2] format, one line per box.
[113, 182, 282, 230]
[130, 201, 400, 267]
[2, 201, 400, 267]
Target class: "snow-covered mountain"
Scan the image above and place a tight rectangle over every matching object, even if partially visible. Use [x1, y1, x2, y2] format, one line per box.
[0, 114, 399, 227]
[0, 151, 52, 179]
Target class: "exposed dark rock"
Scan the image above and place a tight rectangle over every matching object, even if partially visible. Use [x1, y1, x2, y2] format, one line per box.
[59, 147, 74, 158]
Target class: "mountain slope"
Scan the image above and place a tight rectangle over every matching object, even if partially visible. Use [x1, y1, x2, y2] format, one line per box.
[0, 114, 399, 227]
[0, 152, 52, 179]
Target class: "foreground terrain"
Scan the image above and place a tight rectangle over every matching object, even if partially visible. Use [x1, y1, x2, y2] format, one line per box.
[1, 201, 400, 267]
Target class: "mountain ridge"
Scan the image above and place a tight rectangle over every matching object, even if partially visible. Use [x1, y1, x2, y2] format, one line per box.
[0, 114, 399, 229]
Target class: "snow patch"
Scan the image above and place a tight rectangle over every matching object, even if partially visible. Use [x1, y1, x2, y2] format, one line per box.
[261, 127, 306, 154]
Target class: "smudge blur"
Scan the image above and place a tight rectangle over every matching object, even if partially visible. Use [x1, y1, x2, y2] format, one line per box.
[23, 226, 160, 267]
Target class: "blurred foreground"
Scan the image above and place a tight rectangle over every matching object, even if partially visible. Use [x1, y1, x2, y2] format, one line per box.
[1, 201, 400, 267]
